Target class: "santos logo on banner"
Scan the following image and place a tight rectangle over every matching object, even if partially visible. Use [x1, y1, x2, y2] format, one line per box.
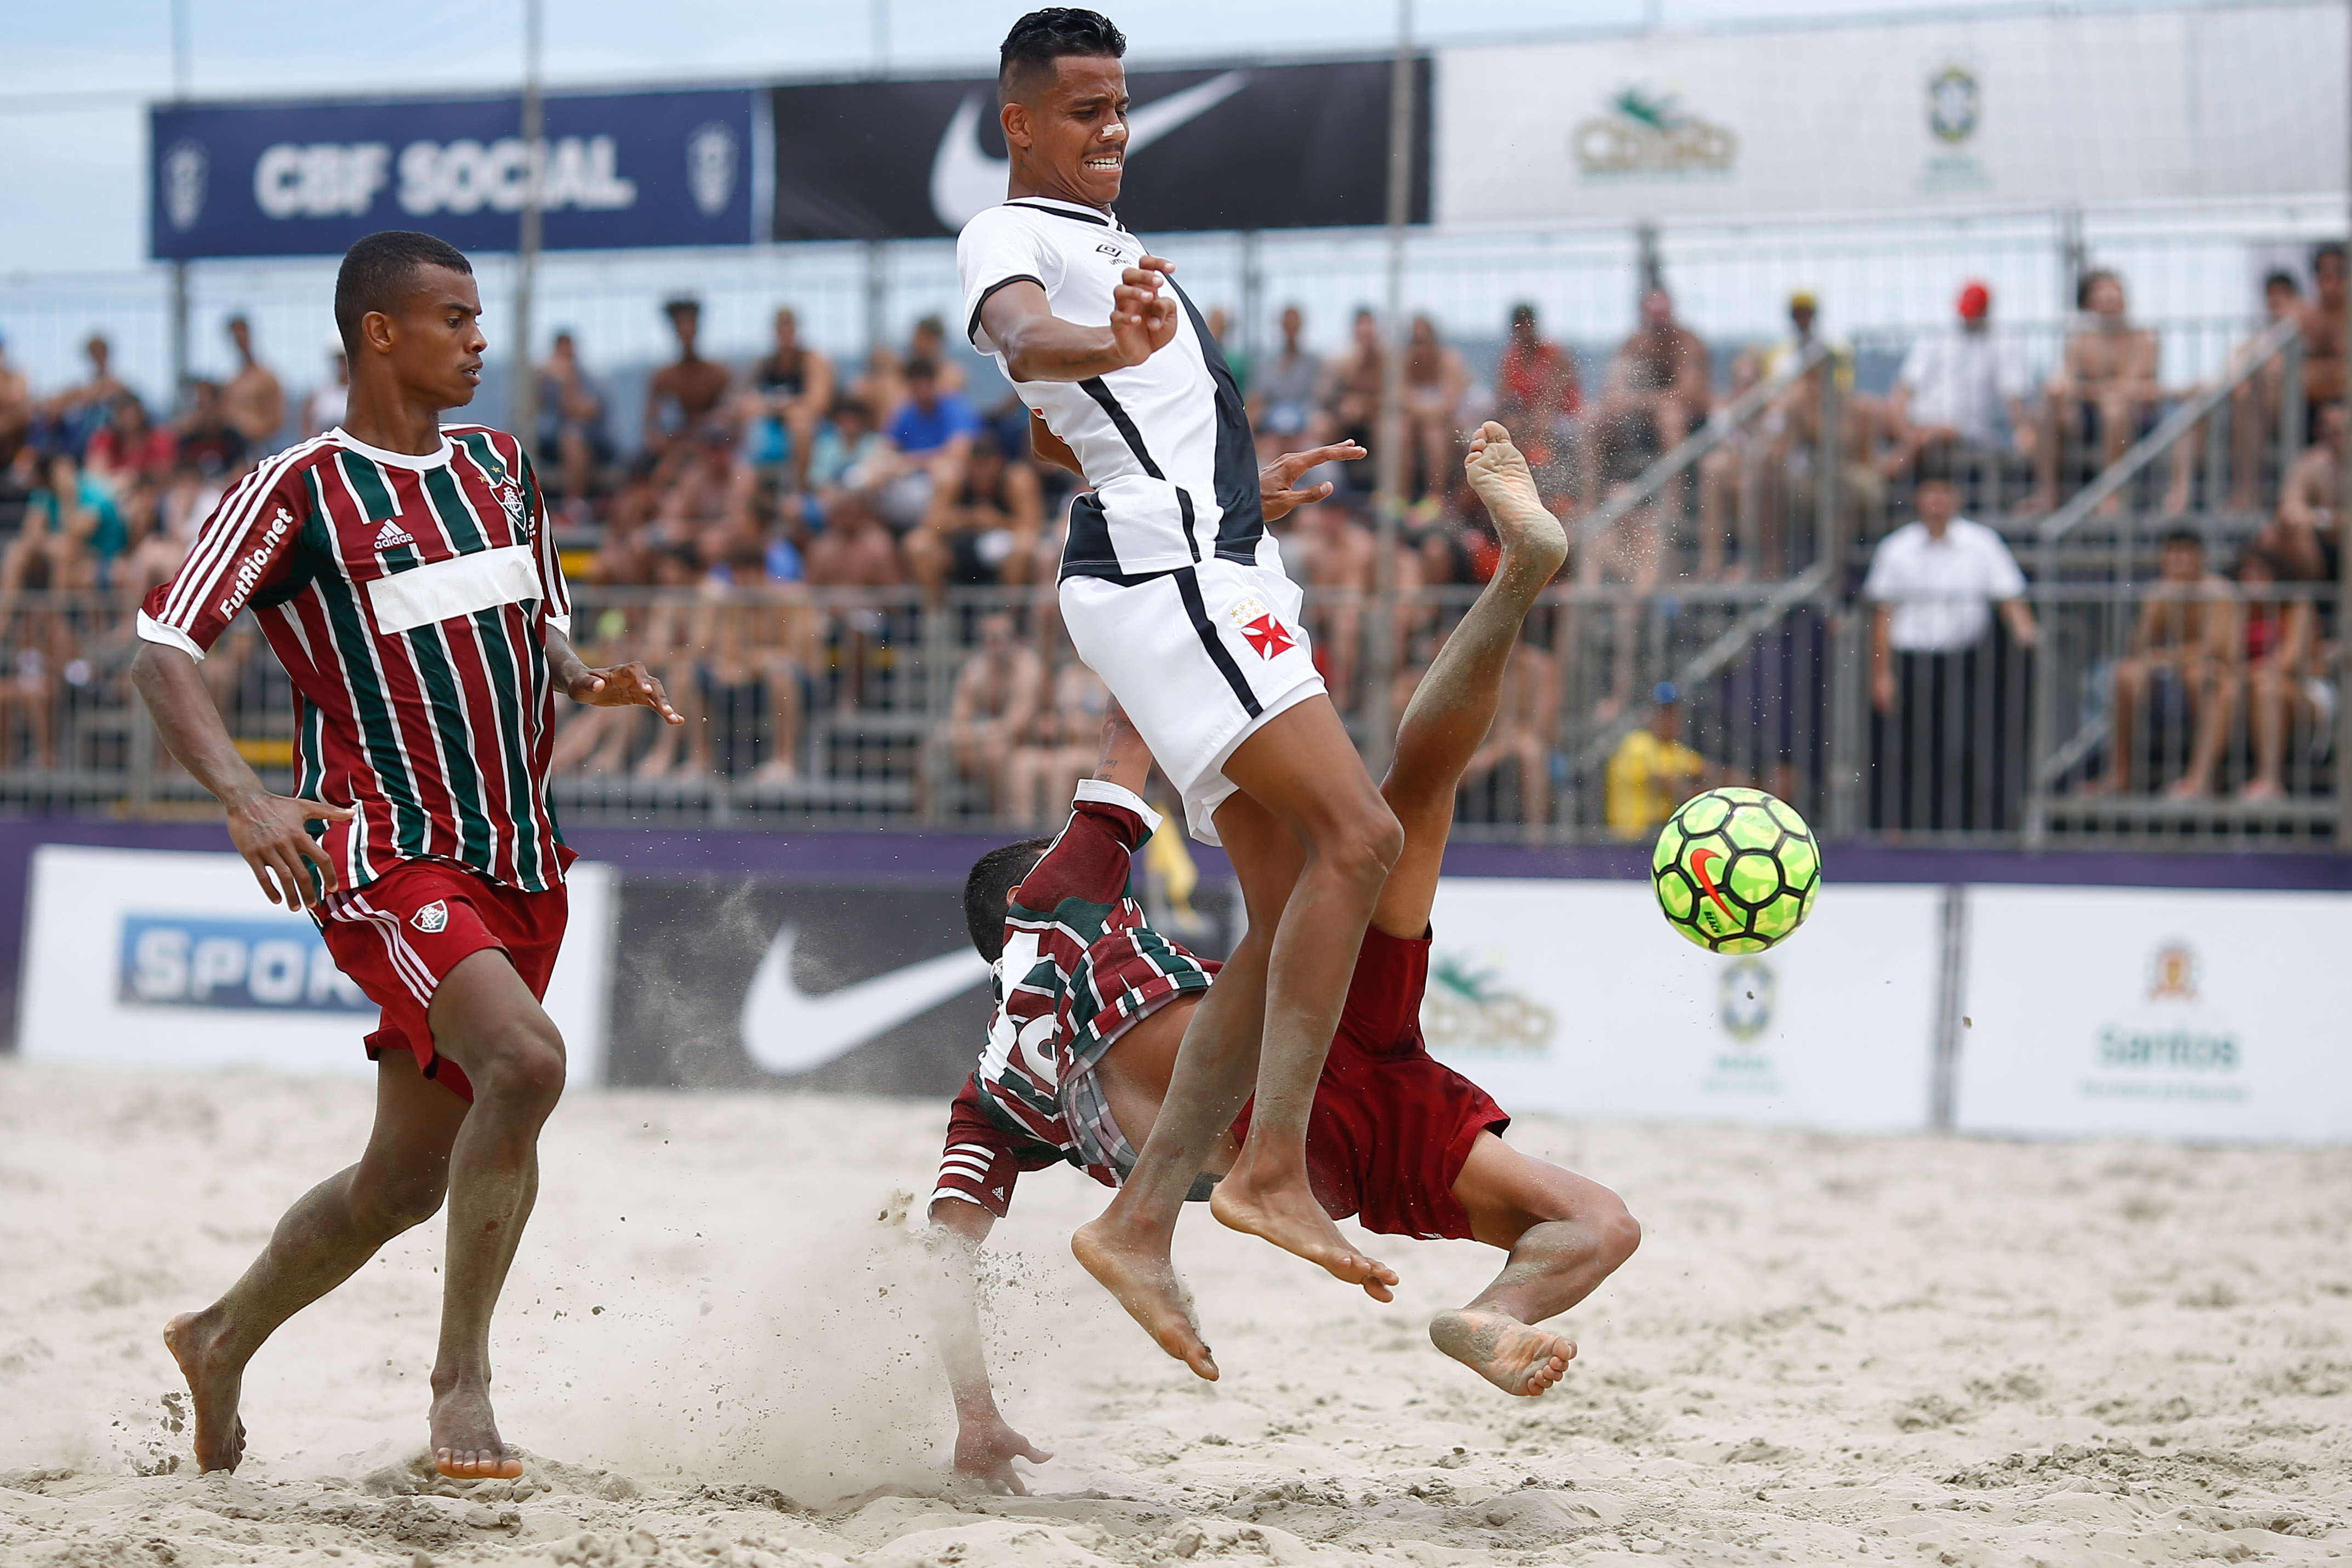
[118, 915, 371, 1013]
[151, 90, 753, 259]
[1956, 885, 2352, 1143]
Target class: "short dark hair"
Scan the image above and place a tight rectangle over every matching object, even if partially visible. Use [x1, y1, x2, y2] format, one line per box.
[2264, 269, 2302, 295]
[1914, 440, 1961, 489]
[663, 296, 700, 318]
[964, 837, 1056, 961]
[2161, 525, 2203, 552]
[1000, 8, 1125, 106]
[334, 231, 471, 354]
[906, 356, 940, 381]
[2314, 241, 2346, 271]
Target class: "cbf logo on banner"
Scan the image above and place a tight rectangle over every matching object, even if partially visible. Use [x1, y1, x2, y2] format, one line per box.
[150, 89, 755, 259]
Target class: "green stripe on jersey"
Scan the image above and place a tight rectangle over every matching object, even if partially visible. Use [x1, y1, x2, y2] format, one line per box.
[467, 604, 544, 888]
[304, 472, 430, 861]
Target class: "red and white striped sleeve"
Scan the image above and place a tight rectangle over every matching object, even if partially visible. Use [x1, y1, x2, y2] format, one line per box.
[931, 1075, 1064, 1219]
[136, 449, 316, 659]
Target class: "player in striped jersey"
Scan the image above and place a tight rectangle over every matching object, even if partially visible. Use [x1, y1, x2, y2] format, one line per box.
[133, 231, 680, 1480]
[927, 427, 1642, 1490]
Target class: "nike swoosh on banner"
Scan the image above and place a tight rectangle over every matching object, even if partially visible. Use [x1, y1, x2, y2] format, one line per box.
[739, 923, 990, 1075]
[930, 71, 1251, 231]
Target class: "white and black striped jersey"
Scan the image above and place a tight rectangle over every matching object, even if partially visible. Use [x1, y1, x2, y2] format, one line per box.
[958, 196, 1264, 581]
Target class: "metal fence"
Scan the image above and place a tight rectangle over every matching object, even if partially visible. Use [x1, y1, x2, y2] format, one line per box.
[2, 571, 2336, 849]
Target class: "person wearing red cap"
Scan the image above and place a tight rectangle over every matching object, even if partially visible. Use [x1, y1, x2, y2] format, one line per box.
[1885, 280, 2032, 506]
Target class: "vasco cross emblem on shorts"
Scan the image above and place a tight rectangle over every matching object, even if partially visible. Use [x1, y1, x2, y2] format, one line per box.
[411, 901, 450, 934]
[1226, 596, 1296, 660]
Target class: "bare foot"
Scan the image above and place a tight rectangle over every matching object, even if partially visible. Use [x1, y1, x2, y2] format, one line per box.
[1071, 1218, 1218, 1380]
[163, 1310, 247, 1473]
[2076, 773, 2120, 798]
[2237, 778, 2285, 803]
[631, 750, 676, 783]
[1429, 1308, 1577, 1397]
[1463, 423, 1570, 580]
[751, 760, 799, 786]
[1210, 1171, 1398, 1301]
[430, 1384, 522, 1479]
[2163, 776, 2210, 802]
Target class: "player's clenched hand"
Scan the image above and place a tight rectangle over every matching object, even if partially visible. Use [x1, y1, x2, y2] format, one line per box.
[1108, 257, 1180, 368]
[1462, 420, 1546, 522]
[567, 662, 685, 726]
[1260, 440, 1365, 522]
[227, 791, 355, 911]
[953, 1413, 1052, 1496]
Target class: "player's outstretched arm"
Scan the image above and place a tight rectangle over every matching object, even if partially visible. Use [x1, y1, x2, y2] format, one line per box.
[925, 1198, 1053, 1494]
[546, 626, 684, 725]
[131, 642, 355, 911]
[981, 269, 1178, 385]
[1092, 699, 1155, 795]
[1261, 441, 1367, 522]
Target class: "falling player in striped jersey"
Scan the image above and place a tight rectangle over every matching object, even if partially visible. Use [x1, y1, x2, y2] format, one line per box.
[927, 426, 1642, 1491]
[132, 231, 681, 1479]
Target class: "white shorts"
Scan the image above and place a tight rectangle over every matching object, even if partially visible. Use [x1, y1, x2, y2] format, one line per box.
[1060, 548, 1325, 846]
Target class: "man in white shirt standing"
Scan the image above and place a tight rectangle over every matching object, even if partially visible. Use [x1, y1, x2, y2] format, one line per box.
[1884, 281, 2035, 512]
[956, 7, 1402, 1379]
[1863, 444, 2038, 831]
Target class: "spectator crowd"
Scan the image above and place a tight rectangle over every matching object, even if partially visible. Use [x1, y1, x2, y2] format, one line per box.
[0, 244, 2342, 833]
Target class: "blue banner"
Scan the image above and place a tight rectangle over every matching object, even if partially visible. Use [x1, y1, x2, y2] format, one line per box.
[118, 914, 374, 1013]
[151, 89, 756, 259]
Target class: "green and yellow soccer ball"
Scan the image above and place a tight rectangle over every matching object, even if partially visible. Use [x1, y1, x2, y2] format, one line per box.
[1651, 788, 1820, 954]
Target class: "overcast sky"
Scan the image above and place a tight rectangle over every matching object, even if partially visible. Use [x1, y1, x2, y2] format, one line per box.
[0, 0, 2245, 274]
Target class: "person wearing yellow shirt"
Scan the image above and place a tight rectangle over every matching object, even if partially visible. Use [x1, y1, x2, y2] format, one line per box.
[1607, 682, 1710, 839]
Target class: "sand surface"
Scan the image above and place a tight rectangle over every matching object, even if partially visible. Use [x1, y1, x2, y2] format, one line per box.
[2, 1060, 2348, 1567]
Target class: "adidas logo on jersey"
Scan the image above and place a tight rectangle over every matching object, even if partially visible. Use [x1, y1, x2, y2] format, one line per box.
[373, 518, 415, 551]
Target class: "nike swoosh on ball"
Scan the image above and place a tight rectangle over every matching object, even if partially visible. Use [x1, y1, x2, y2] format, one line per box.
[738, 924, 989, 1074]
[929, 71, 1250, 231]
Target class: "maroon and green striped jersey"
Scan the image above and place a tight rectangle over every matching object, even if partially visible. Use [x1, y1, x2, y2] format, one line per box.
[964, 779, 1217, 1193]
[138, 424, 573, 894]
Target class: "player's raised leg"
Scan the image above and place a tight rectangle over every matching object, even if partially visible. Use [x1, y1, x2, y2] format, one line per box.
[164, 1051, 468, 1473]
[412, 950, 569, 1479]
[1377, 421, 1569, 935]
[1205, 708, 1404, 1278]
[1435, 1134, 1641, 1397]
[1073, 790, 1306, 1381]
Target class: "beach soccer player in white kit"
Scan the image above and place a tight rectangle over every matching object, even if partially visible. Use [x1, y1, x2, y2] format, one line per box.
[925, 425, 1642, 1490]
[959, 6, 1405, 1378]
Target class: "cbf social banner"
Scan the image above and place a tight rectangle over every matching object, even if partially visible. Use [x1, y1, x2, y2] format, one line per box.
[150, 89, 756, 259]
[768, 58, 1431, 241]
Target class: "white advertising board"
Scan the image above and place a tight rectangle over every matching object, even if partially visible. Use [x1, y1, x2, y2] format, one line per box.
[1955, 885, 2352, 1143]
[1437, 3, 2344, 224]
[18, 846, 613, 1086]
[1421, 878, 1941, 1132]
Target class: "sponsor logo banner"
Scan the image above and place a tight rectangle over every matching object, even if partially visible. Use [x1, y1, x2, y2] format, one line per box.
[149, 90, 754, 259]
[767, 58, 1430, 241]
[118, 914, 371, 1012]
[23, 846, 612, 1083]
[1955, 886, 2352, 1142]
[1438, 4, 2342, 223]
[1422, 879, 1940, 1132]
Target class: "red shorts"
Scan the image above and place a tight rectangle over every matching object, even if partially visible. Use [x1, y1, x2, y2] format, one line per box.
[316, 858, 570, 1102]
[1233, 924, 1510, 1242]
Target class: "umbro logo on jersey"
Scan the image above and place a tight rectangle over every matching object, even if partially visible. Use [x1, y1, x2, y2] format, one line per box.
[410, 900, 449, 933]
[373, 518, 415, 551]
